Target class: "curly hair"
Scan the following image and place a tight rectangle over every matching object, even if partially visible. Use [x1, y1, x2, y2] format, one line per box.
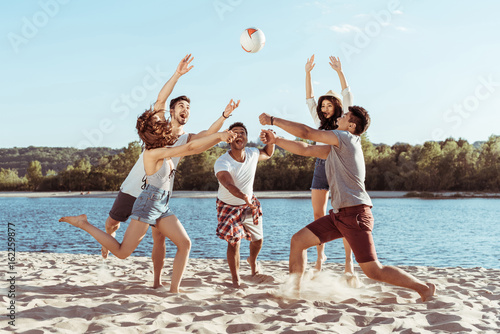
[316, 95, 343, 130]
[136, 107, 177, 150]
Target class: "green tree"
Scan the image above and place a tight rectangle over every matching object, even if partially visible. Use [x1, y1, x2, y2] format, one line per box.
[415, 141, 442, 190]
[477, 135, 500, 190]
[0, 168, 28, 190]
[454, 139, 478, 190]
[26, 160, 43, 190]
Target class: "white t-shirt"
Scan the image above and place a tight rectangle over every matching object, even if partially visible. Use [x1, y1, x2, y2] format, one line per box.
[306, 87, 353, 128]
[214, 147, 260, 206]
[120, 133, 189, 197]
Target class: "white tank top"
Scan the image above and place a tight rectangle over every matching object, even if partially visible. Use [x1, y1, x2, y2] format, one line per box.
[120, 133, 189, 197]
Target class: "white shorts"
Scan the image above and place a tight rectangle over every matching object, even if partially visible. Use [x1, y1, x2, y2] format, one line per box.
[241, 207, 263, 241]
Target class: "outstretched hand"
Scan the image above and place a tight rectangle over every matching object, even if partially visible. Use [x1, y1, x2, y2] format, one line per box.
[259, 129, 277, 145]
[223, 99, 240, 118]
[259, 113, 273, 126]
[176, 54, 194, 76]
[329, 56, 342, 72]
[305, 54, 316, 73]
[220, 130, 237, 144]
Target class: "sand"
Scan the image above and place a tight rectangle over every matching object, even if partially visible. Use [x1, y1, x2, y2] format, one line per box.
[2, 251, 499, 333]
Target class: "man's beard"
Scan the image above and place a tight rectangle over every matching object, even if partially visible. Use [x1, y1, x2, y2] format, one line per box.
[174, 114, 188, 125]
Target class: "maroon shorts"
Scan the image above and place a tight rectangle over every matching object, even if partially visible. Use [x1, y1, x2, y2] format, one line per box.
[109, 191, 136, 222]
[306, 205, 377, 263]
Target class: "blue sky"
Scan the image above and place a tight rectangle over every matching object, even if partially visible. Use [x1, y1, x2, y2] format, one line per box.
[1, 0, 499, 149]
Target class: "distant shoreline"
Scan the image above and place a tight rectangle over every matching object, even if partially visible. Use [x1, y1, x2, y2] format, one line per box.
[1, 190, 499, 199]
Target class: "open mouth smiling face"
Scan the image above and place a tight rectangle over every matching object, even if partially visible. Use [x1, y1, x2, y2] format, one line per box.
[178, 112, 188, 123]
[173, 101, 190, 124]
[321, 100, 334, 119]
[231, 127, 247, 148]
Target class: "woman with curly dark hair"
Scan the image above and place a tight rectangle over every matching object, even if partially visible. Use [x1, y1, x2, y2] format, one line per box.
[305, 55, 356, 279]
[60, 103, 237, 292]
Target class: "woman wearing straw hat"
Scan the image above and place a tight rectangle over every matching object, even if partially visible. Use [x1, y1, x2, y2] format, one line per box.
[305, 55, 355, 277]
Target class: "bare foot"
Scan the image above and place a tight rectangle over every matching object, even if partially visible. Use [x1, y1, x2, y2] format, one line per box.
[247, 257, 261, 276]
[231, 275, 242, 288]
[314, 254, 327, 271]
[101, 247, 110, 259]
[171, 289, 188, 294]
[59, 214, 89, 229]
[102, 221, 120, 259]
[344, 259, 354, 275]
[153, 282, 164, 289]
[344, 272, 361, 288]
[419, 283, 436, 302]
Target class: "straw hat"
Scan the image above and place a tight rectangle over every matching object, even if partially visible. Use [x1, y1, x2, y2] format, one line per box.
[319, 90, 342, 101]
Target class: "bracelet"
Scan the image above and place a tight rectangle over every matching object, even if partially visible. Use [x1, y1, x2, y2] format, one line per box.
[271, 116, 274, 125]
[222, 111, 231, 119]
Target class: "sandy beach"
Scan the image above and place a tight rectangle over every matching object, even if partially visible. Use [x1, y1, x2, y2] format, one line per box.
[3, 251, 499, 333]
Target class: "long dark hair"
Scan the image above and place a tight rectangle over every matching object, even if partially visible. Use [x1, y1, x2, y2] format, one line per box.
[316, 95, 343, 130]
[136, 107, 177, 150]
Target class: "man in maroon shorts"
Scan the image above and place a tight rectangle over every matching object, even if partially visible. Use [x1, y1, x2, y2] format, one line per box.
[259, 107, 436, 302]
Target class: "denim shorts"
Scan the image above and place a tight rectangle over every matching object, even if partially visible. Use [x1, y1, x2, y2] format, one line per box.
[130, 184, 174, 226]
[310, 158, 329, 191]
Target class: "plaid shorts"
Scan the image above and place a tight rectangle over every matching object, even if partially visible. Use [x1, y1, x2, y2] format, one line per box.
[216, 196, 263, 245]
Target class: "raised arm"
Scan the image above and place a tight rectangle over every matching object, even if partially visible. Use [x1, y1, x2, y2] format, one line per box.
[305, 54, 315, 99]
[259, 113, 340, 147]
[147, 131, 235, 161]
[216, 171, 256, 209]
[189, 99, 240, 141]
[258, 140, 275, 161]
[329, 56, 353, 111]
[154, 54, 194, 112]
[329, 56, 347, 91]
[260, 129, 330, 160]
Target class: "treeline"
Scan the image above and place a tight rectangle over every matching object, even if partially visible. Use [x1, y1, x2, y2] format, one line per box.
[363, 135, 500, 191]
[0, 146, 120, 177]
[0, 142, 141, 191]
[1, 135, 499, 192]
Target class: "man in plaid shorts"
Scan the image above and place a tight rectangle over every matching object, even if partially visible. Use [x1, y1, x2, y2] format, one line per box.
[214, 122, 274, 288]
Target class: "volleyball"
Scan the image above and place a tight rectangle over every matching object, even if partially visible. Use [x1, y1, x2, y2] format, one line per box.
[240, 28, 265, 53]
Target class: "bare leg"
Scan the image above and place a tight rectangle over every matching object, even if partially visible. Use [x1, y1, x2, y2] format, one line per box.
[227, 241, 241, 287]
[359, 261, 436, 302]
[343, 238, 354, 274]
[311, 189, 328, 271]
[102, 216, 121, 259]
[59, 214, 149, 259]
[289, 227, 322, 294]
[247, 238, 263, 276]
[155, 215, 191, 293]
[151, 227, 166, 289]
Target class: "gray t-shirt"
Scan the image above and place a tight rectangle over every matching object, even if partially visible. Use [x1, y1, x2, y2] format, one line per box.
[325, 130, 372, 212]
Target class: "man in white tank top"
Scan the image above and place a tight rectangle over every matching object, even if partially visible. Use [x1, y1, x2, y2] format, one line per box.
[214, 122, 275, 288]
[103, 54, 241, 288]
